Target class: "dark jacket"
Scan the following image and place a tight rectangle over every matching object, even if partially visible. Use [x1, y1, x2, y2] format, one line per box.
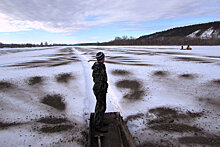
[92, 62, 108, 93]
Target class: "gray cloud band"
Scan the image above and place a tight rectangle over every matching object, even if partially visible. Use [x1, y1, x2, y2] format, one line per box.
[0, 0, 219, 32]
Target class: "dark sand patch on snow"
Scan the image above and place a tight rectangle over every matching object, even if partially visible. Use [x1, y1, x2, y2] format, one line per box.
[149, 107, 177, 117]
[48, 61, 72, 67]
[41, 94, 66, 111]
[55, 73, 74, 83]
[179, 136, 220, 146]
[152, 71, 169, 77]
[116, 80, 145, 100]
[28, 76, 44, 85]
[174, 57, 212, 63]
[106, 55, 155, 66]
[5, 54, 78, 68]
[147, 107, 204, 133]
[157, 51, 190, 55]
[37, 117, 68, 124]
[178, 74, 197, 79]
[111, 69, 132, 76]
[149, 123, 202, 133]
[198, 97, 220, 108]
[148, 107, 203, 120]
[40, 125, 74, 133]
[0, 121, 22, 129]
[106, 60, 155, 66]
[125, 107, 206, 146]
[59, 47, 73, 53]
[124, 113, 144, 122]
[211, 79, 220, 86]
[0, 81, 14, 90]
[206, 56, 220, 59]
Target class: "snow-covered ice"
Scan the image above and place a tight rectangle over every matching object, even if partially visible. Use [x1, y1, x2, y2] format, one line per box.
[0, 46, 220, 146]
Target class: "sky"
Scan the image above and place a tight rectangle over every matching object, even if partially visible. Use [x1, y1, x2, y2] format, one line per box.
[0, 0, 219, 44]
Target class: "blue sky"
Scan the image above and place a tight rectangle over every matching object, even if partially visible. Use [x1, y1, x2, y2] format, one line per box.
[0, 0, 219, 44]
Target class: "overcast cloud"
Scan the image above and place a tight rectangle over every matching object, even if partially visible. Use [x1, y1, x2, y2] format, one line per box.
[0, 0, 219, 32]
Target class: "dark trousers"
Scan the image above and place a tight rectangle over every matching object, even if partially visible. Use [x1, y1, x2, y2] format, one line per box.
[94, 91, 106, 128]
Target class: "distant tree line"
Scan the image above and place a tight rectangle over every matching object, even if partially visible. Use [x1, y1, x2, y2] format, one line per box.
[0, 42, 75, 48]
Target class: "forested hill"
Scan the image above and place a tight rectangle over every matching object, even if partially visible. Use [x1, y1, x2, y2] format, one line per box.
[100, 21, 220, 45]
[138, 21, 220, 39]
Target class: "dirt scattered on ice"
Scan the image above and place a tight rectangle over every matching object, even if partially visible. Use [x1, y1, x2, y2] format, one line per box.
[178, 73, 197, 79]
[48, 61, 72, 67]
[41, 94, 66, 111]
[37, 116, 68, 124]
[111, 69, 132, 76]
[211, 79, 220, 86]
[179, 136, 220, 145]
[149, 123, 202, 133]
[206, 55, 220, 59]
[0, 121, 22, 129]
[174, 56, 212, 63]
[40, 124, 74, 133]
[116, 80, 145, 100]
[108, 55, 133, 60]
[106, 60, 155, 66]
[126, 106, 207, 146]
[147, 107, 204, 133]
[6, 51, 79, 68]
[105, 55, 155, 66]
[7, 60, 49, 68]
[28, 76, 44, 85]
[0, 81, 14, 90]
[157, 51, 189, 56]
[198, 97, 220, 108]
[59, 47, 73, 53]
[149, 107, 177, 116]
[153, 71, 169, 77]
[55, 73, 74, 83]
[124, 113, 144, 122]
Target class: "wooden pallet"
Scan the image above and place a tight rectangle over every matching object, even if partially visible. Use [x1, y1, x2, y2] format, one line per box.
[88, 112, 136, 147]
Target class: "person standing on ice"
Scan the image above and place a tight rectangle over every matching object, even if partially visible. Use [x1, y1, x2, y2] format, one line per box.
[92, 52, 108, 132]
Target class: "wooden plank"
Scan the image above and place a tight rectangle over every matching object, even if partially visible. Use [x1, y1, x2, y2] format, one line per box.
[89, 112, 136, 147]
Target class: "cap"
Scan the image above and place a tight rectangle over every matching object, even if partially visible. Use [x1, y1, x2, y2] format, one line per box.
[96, 52, 105, 61]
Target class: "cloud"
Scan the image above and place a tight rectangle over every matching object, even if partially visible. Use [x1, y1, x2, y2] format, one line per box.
[0, 0, 219, 32]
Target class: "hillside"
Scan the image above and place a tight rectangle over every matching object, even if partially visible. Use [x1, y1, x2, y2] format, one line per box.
[100, 21, 220, 45]
[138, 21, 220, 39]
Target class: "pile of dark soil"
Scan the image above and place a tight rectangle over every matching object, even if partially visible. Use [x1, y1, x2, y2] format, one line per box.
[111, 69, 131, 76]
[0, 81, 13, 90]
[179, 136, 220, 145]
[41, 94, 65, 111]
[37, 117, 67, 124]
[28, 76, 43, 85]
[40, 125, 74, 133]
[125, 113, 144, 122]
[174, 57, 211, 63]
[59, 47, 72, 53]
[149, 107, 177, 116]
[153, 71, 169, 77]
[55, 73, 74, 83]
[212, 79, 220, 85]
[198, 97, 220, 107]
[49, 61, 72, 67]
[149, 123, 202, 133]
[105, 60, 155, 66]
[147, 107, 204, 133]
[179, 74, 197, 79]
[0, 122, 21, 129]
[116, 80, 145, 100]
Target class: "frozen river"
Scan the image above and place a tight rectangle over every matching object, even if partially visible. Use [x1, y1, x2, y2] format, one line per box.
[0, 46, 220, 146]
